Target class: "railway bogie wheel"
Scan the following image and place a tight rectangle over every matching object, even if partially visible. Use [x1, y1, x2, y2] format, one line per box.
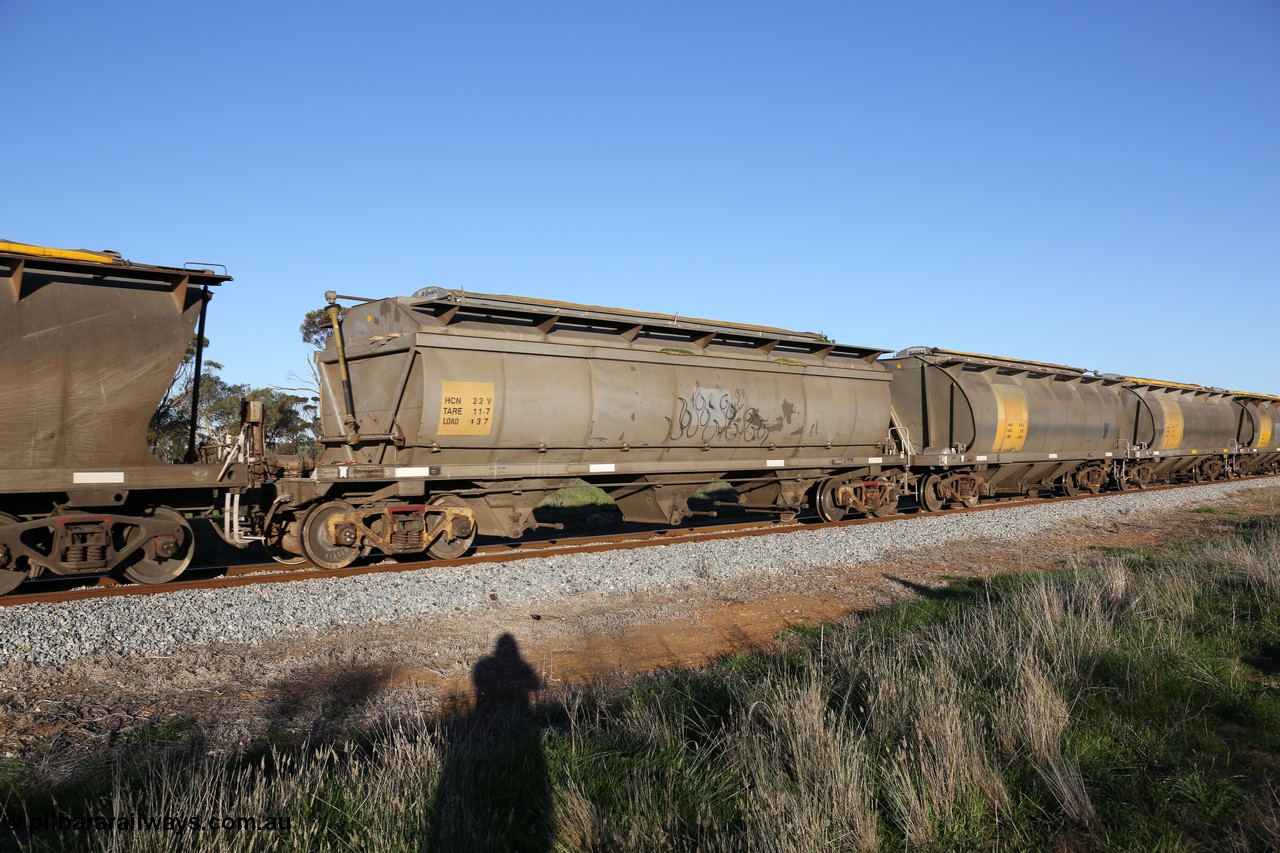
[873, 501, 899, 518]
[872, 488, 900, 517]
[426, 495, 476, 560]
[265, 518, 306, 565]
[267, 544, 306, 565]
[1061, 473, 1080, 497]
[920, 475, 946, 513]
[813, 479, 847, 523]
[961, 495, 979, 508]
[300, 501, 361, 570]
[121, 507, 195, 585]
[0, 512, 29, 595]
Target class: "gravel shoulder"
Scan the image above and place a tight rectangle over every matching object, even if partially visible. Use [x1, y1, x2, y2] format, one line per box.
[1, 480, 1277, 756]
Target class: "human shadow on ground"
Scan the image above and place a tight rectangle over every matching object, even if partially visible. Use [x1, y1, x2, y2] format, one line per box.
[883, 573, 961, 599]
[427, 633, 554, 852]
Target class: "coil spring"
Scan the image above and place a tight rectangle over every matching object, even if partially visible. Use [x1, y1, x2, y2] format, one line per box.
[391, 530, 417, 550]
[65, 545, 107, 564]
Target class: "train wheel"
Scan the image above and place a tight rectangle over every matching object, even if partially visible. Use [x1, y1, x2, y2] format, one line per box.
[0, 512, 29, 595]
[873, 500, 899, 518]
[264, 517, 306, 565]
[960, 495, 979, 508]
[813, 479, 847, 523]
[300, 501, 361, 570]
[426, 495, 476, 560]
[872, 482, 900, 517]
[121, 508, 194, 585]
[920, 475, 947, 513]
[1061, 472, 1080, 497]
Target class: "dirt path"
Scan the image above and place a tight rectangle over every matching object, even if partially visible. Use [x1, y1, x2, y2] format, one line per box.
[1, 488, 1276, 756]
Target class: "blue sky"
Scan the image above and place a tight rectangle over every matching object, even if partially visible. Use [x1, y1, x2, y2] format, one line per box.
[6, 1, 1278, 392]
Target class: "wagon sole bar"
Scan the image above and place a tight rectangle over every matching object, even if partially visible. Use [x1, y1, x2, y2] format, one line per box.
[3, 475, 1272, 608]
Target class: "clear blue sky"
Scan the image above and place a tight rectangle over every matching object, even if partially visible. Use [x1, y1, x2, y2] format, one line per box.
[6, 1, 1278, 393]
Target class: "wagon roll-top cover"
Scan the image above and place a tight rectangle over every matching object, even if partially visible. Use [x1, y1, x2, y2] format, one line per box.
[318, 288, 894, 470]
[0, 241, 230, 469]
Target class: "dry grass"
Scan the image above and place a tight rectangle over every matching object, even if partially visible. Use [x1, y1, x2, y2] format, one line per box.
[733, 672, 878, 851]
[8, 518, 1280, 850]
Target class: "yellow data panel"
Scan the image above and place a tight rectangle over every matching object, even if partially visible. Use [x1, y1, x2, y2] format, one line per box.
[991, 384, 1028, 453]
[1157, 396, 1184, 449]
[438, 381, 496, 436]
[1258, 415, 1273, 450]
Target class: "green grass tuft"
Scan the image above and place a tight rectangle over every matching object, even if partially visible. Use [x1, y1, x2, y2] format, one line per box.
[8, 512, 1280, 851]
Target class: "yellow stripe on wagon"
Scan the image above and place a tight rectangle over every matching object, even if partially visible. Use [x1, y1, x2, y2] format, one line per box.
[1157, 397, 1184, 449]
[991, 384, 1028, 453]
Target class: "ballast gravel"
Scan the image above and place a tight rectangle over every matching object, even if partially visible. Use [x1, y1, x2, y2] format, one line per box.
[0, 481, 1270, 668]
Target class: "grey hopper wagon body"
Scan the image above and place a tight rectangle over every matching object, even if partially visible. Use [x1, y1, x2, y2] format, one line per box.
[1, 239, 1276, 590]
[1229, 393, 1280, 473]
[270, 288, 897, 567]
[0, 242, 241, 593]
[880, 347, 1255, 506]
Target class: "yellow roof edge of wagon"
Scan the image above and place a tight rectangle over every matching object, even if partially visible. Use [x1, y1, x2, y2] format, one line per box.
[0, 240, 122, 265]
[926, 348, 1086, 373]
[1122, 376, 1206, 391]
[1229, 390, 1280, 402]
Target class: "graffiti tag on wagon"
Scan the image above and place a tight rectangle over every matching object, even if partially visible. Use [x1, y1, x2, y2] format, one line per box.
[666, 386, 793, 444]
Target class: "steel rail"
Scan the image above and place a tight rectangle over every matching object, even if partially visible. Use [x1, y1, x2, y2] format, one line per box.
[2, 475, 1273, 608]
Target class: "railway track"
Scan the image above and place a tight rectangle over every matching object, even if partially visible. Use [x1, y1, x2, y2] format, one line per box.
[2, 476, 1272, 608]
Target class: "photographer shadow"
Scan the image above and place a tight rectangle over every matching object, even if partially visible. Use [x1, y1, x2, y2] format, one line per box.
[427, 633, 554, 851]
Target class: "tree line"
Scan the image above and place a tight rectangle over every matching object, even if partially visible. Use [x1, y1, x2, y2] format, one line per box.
[147, 308, 339, 462]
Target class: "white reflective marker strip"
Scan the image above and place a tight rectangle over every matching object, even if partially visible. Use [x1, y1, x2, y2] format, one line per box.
[73, 472, 124, 484]
[589, 463, 616, 473]
[975, 455, 988, 461]
[766, 459, 786, 467]
[1048, 453, 1058, 459]
[867, 457, 882, 464]
[394, 467, 435, 477]
[1153, 451, 1161, 456]
[1105, 452, 1113, 457]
